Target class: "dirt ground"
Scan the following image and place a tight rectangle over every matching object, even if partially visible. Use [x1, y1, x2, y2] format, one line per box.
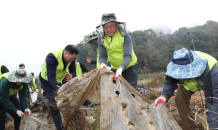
[87, 105, 101, 130]
[5, 117, 14, 130]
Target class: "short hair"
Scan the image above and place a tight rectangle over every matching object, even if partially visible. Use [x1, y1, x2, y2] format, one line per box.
[31, 73, 34, 76]
[64, 45, 79, 55]
[19, 63, 25, 67]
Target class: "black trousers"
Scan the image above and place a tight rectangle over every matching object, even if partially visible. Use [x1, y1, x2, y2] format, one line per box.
[42, 83, 64, 130]
[112, 63, 139, 90]
[0, 94, 21, 130]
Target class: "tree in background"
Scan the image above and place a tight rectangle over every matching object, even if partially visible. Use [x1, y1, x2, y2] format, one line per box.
[76, 20, 218, 73]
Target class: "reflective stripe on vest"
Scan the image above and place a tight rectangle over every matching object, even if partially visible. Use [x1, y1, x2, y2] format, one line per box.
[41, 49, 72, 84]
[96, 49, 100, 68]
[76, 63, 83, 76]
[181, 51, 218, 92]
[103, 30, 137, 70]
[0, 73, 23, 96]
[31, 77, 37, 92]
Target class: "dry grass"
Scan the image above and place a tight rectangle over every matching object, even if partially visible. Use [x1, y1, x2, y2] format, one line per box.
[138, 72, 165, 87]
[87, 106, 100, 130]
[144, 90, 160, 100]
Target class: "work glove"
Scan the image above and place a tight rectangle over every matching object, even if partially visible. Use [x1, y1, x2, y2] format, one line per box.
[16, 110, 24, 117]
[107, 67, 111, 71]
[100, 63, 107, 69]
[24, 109, 31, 116]
[113, 67, 123, 80]
[87, 57, 92, 63]
[66, 73, 72, 81]
[36, 89, 39, 93]
[155, 96, 166, 106]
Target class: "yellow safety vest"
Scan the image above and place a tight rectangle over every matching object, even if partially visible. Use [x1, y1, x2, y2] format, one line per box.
[41, 49, 72, 84]
[96, 49, 100, 68]
[76, 62, 83, 76]
[103, 30, 137, 70]
[31, 77, 37, 92]
[181, 51, 218, 92]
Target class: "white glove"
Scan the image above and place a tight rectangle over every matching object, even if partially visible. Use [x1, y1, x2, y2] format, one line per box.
[100, 63, 106, 69]
[24, 109, 31, 116]
[115, 67, 123, 78]
[36, 89, 39, 93]
[155, 96, 166, 106]
[107, 67, 111, 71]
[16, 110, 24, 117]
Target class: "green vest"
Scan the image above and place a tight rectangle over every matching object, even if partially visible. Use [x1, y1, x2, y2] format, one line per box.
[41, 49, 72, 84]
[181, 51, 218, 92]
[0, 73, 23, 96]
[103, 30, 137, 70]
[0, 65, 2, 75]
[31, 77, 37, 92]
[96, 49, 100, 68]
[76, 63, 83, 76]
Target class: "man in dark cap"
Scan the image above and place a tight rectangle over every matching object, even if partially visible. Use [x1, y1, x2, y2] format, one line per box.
[19, 63, 25, 69]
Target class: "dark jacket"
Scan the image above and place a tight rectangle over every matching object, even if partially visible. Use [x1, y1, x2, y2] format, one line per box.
[161, 64, 218, 102]
[1, 65, 9, 74]
[80, 63, 88, 73]
[0, 78, 29, 112]
[40, 53, 76, 90]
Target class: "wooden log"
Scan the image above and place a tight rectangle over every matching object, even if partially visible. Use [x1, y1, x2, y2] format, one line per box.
[55, 68, 101, 129]
[20, 68, 182, 130]
[100, 73, 182, 130]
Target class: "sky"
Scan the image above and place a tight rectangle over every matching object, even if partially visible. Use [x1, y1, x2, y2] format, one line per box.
[0, 0, 218, 76]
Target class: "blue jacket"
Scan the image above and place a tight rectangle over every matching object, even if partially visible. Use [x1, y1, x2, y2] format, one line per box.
[161, 64, 218, 102]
